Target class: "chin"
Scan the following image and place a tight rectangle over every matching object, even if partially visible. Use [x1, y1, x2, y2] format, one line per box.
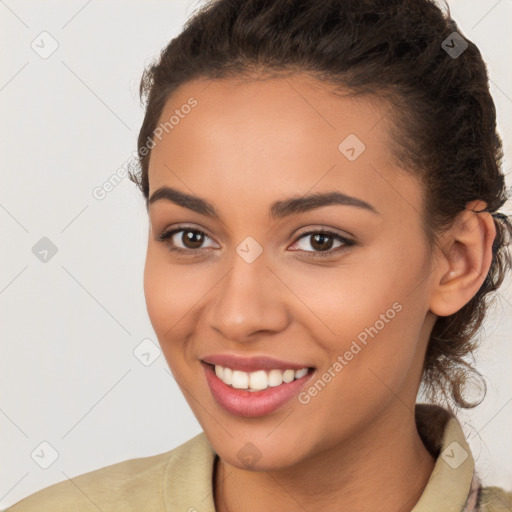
[206, 427, 314, 471]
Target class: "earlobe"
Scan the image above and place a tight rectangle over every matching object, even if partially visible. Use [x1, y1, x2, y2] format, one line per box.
[429, 200, 496, 317]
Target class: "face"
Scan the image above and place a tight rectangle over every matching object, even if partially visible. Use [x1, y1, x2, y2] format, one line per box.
[144, 74, 437, 471]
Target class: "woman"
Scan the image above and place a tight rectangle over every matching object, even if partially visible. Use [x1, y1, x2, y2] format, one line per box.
[6, 0, 512, 510]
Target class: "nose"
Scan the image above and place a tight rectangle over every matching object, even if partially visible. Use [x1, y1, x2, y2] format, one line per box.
[207, 254, 290, 343]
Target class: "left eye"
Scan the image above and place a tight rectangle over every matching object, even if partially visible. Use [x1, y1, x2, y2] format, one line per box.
[290, 230, 354, 255]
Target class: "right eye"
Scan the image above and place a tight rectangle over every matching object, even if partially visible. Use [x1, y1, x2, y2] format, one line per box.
[156, 227, 219, 254]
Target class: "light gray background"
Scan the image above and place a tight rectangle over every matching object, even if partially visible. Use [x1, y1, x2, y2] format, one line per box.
[1, 0, 511, 508]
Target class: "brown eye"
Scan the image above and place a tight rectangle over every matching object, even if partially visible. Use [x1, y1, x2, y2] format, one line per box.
[180, 230, 205, 249]
[309, 233, 335, 251]
[156, 227, 218, 254]
[289, 229, 355, 258]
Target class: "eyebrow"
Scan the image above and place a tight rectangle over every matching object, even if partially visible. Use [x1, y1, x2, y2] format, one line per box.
[148, 186, 379, 219]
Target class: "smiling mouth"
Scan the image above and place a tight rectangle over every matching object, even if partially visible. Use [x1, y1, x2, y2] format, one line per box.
[202, 361, 316, 417]
[203, 362, 315, 392]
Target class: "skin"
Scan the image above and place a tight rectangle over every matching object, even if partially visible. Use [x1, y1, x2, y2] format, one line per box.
[143, 73, 496, 512]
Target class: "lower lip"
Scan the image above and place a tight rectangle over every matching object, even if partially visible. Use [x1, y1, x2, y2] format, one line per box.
[202, 363, 314, 417]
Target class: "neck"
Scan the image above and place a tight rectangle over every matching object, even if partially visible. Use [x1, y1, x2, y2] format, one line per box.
[214, 404, 436, 512]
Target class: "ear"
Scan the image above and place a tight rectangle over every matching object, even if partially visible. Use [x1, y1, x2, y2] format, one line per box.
[429, 200, 496, 317]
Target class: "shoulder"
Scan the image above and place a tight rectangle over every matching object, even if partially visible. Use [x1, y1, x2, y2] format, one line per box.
[479, 486, 512, 511]
[2, 436, 203, 512]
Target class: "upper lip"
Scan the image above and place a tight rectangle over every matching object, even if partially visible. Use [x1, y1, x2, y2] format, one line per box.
[202, 354, 313, 372]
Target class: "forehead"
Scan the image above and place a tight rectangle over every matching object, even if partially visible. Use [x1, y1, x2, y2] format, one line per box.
[147, 74, 422, 219]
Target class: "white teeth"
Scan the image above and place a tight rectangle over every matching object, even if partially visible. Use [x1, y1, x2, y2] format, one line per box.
[295, 368, 308, 379]
[223, 367, 233, 385]
[249, 370, 268, 390]
[212, 364, 310, 390]
[231, 370, 249, 389]
[283, 369, 295, 382]
[268, 369, 283, 387]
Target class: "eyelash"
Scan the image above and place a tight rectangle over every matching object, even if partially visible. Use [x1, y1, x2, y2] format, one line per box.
[156, 226, 355, 258]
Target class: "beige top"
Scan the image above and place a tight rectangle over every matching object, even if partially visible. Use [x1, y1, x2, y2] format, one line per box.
[4, 404, 511, 511]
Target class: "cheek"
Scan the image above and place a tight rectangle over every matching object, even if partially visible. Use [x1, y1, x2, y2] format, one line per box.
[282, 240, 428, 381]
[281, 248, 416, 343]
[294, 297, 424, 443]
[143, 246, 200, 341]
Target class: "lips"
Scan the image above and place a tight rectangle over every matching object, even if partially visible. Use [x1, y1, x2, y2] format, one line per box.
[199, 353, 316, 417]
[201, 353, 314, 372]
[202, 361, 315, 417]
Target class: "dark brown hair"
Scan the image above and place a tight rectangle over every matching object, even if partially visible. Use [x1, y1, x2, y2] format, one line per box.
[129, 0, 512, 408]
